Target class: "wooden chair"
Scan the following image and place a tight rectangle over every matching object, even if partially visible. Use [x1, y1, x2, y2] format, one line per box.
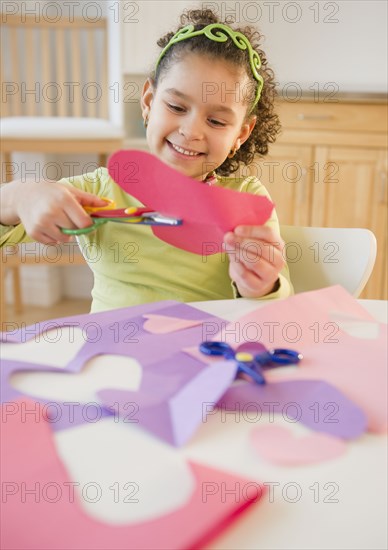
[1, 14, 124, 170]
[1, 14, 125, 316]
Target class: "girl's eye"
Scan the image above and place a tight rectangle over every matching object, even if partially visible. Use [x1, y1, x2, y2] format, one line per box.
[167, 103, 185, 113]
[209, 119, 226, 127]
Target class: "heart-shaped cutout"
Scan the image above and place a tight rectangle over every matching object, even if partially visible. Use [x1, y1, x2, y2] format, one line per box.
[55, 417, 195, 524]
[108, 150, 274, 254]
[1, 327, 86, 367]
[250, 425, 347, 465]
[143, 314, 203, 334]
[10, 354, 142, 404]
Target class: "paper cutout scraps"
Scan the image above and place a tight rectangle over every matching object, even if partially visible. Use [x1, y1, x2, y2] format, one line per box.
[218, 379, 367, 440]
[1, 398, 263, 550]
[250, 425, 347, 466]
[98, 354, 238, 447]
[143, 314, 203, 334]
[215, 285, 387, 434]
[107, 149, 274, 255]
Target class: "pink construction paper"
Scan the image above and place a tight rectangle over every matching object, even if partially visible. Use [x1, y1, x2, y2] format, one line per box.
[107, 150, 274, 255]
[216, 286, 387, 434]
[143, 314, 203, 334]
[1, 399, 264, 550]
[250, 425, 347, 466]
[217, 285, 376, 349]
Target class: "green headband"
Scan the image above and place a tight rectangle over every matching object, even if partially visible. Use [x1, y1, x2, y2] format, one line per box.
[155, 23, 264, 112]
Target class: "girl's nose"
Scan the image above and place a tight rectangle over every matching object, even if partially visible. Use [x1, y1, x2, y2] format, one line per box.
[178, 115, 204, 141]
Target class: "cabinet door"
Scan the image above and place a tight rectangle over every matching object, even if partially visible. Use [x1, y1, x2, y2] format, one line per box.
[311, 146, 387, 299]
[371, 151, 387, 299]
[249, 144, 313, 225]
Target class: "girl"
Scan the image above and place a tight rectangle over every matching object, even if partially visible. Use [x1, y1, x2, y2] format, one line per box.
[0, 8, 292, 312]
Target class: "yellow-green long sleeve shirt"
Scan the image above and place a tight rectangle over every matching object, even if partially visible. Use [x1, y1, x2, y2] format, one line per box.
[0, 168, 293, 312]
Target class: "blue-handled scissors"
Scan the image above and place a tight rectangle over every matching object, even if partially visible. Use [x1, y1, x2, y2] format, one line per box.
[199, 341, 303, 385]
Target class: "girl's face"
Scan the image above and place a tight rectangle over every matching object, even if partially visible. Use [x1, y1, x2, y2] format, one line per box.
[141, 53, 256, 181]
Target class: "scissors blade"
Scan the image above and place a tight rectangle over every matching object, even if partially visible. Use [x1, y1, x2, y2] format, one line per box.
[91, 207, 153, 218]
[97, 215, 182, 226]
[141, 213, 182, 226]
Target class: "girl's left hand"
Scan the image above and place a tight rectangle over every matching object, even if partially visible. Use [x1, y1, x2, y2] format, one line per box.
[223, 225, 285, 298]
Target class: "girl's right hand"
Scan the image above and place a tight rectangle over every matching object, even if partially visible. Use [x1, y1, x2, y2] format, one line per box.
[15, 181, 109, 244]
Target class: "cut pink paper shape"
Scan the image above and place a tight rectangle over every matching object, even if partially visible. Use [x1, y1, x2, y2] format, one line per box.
[250, 425, 347, 466]
[108, 150, 274, 254]
[1, 399, 264, 550]
[143, 314, 203, 334]
[215, 286, 388, 434]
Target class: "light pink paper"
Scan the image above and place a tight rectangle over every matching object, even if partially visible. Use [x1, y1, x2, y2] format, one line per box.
[250, 425, 347, 466]
[143, 314, 203, 334]
[216, 286, 388, 433]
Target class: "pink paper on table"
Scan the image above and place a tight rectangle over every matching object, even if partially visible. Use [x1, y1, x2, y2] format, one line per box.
[250, 426, 347, 466]
[1, 399, 264, 550]
[215, 286, 388, 433]
[108, 150, 274, 254]
[143, 314, 203, 334]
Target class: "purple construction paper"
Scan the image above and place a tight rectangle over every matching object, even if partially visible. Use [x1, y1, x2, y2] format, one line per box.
[0, 359, 112, 430]
[0, 300, 179, 343]
[0, 302, 227, 439]
[65, 304, 224, 372]
[217, 378, 367, 440]
[98, 355, 237, 446]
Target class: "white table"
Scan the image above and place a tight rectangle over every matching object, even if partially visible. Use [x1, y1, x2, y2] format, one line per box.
[191, 299, 387, 550]
[2, 298, 387, 549]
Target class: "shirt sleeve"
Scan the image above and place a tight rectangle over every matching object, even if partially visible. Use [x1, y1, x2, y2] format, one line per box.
[0, 224, 31, 246]
[0, 168, 111, 248]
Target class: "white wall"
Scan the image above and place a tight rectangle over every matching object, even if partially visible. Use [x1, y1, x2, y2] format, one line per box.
[249, 0, 388, 93]
[122, 0, 387, 93]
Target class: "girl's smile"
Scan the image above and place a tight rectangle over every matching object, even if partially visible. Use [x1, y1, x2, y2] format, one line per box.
[166, 140, 205, 158]
[141, 53, 255, 181]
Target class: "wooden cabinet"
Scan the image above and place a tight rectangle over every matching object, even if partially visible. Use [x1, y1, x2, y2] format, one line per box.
[251, 99, 388, 299]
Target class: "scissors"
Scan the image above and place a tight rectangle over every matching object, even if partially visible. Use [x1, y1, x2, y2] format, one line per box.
[61, 199, 182, 235]
[199, 341, 303, 385]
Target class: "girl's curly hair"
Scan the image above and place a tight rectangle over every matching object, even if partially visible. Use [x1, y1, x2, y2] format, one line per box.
[150, 8, 281, 177]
